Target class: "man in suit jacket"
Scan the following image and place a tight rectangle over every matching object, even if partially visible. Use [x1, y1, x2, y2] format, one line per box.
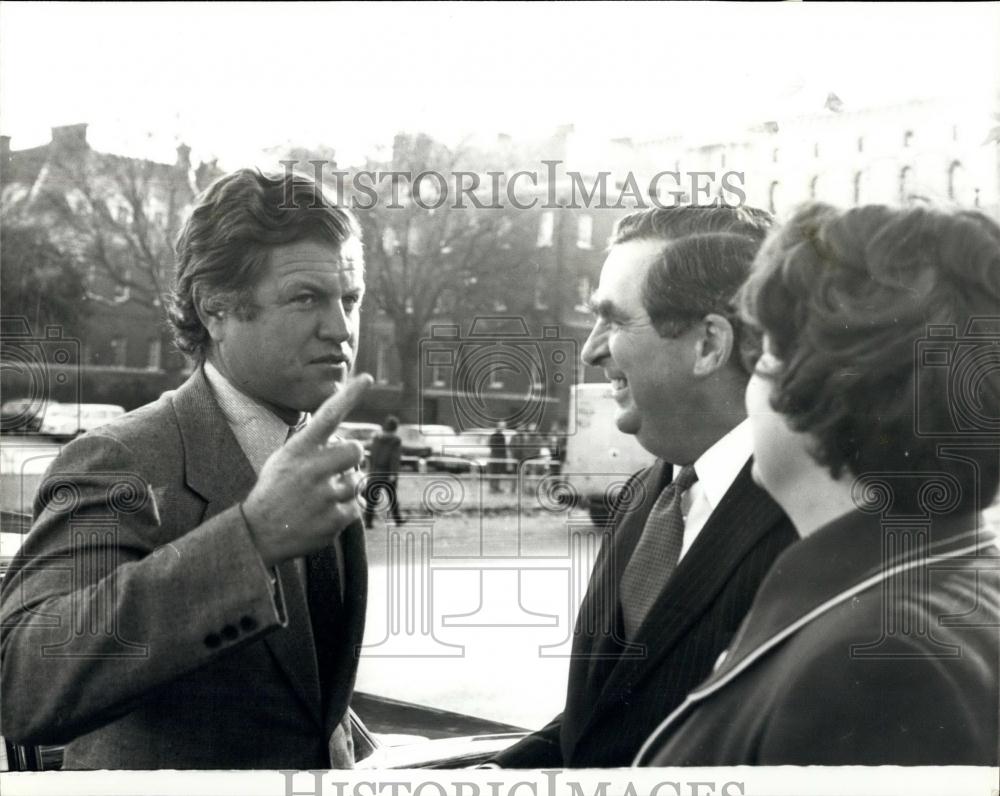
[493, 205, 798, 768]
[0, 169, 373, 769]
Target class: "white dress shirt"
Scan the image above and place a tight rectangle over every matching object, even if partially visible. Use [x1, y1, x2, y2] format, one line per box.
[203, 361, 305, 475]
[203, 361, 323, 590]
[675, 418, 754, 562]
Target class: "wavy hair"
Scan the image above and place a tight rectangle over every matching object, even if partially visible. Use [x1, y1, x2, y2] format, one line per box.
[168, 168, 361, 360]
[740, 202, 1000, 509]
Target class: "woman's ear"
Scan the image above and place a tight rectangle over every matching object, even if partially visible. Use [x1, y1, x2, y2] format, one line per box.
[692, 313, 735, 377]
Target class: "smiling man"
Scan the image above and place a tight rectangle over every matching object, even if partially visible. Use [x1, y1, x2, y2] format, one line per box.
[493, 205, 798, 768]
[1, 169, 374, 769]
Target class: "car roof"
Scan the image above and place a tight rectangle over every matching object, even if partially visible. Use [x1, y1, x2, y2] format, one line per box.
[400, 424, 456, 435]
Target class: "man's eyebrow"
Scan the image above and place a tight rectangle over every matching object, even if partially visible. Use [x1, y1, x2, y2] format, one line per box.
[586, 296, 618, 318]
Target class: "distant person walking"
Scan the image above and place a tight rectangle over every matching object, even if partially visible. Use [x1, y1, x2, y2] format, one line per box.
[488, 422, 508, 494]
[363, 415, 404, 527]
[510, 423, 541, 494]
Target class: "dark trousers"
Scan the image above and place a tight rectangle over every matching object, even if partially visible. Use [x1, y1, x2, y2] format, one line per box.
[363, 477, 403, 527]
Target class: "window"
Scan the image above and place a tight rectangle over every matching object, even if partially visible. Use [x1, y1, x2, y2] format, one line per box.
[947, 161, 966, 203]
[575, 276, 592, 313]
[114, 268, 132, 301]
[406, 225, 424, 255]
[537, 211, 554, 248]
[110, 337, 128, 367]
[768, 181, 782, 215]
[899, 166, 913, 204]
[576, 215, 593, 249]
[375, 340, 390, 384]
[146, 338, 162, 370]
[381, 227, 398, 255]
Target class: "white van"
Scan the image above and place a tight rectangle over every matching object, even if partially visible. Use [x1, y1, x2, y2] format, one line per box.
[561, 383, 652, 523]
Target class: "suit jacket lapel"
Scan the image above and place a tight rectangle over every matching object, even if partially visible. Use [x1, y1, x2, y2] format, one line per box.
[171, 367, 323, 725]
[585, 461, 787, 727]
[321, 519, 369, 734]
[560, 462, 670, 755]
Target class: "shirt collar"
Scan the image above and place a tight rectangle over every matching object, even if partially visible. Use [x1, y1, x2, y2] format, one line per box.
[675, 418, 753, 510]
[203, 360, 304, 472]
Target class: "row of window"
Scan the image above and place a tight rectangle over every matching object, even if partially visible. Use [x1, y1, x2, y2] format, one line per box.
[770, 126, 960, 164]
[769, 161, 980, 214]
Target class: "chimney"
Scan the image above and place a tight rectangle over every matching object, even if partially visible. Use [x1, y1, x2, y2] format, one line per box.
[176, 143, 191, 170]
[51, 123, 89, 151]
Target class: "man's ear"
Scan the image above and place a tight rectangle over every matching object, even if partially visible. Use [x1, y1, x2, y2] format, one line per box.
[692, 313, 735, 377]
[194, 290, 228, 344]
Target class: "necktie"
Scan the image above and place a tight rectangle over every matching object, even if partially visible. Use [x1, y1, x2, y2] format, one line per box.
[287, 418, 342, 713]
[619, 464, 699, 640]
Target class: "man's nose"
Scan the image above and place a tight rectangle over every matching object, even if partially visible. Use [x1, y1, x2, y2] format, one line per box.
[580, 322, 608, 367]
[318, 302, 351, 342]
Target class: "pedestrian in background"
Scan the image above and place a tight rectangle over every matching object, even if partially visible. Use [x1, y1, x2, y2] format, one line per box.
[363, 415, 404, 527]
[488, 421, 509, 494]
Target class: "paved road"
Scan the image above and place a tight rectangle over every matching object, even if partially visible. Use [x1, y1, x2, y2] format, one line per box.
[5, 433, 1000, 731]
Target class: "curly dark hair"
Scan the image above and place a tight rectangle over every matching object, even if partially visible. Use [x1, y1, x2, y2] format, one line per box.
[612, 205, 774, 376]
[740, 202, 1000, 510]
[168, 168, 361, 360]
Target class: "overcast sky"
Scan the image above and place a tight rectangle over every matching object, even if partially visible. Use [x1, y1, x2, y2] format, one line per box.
[1, 2, 997, 169]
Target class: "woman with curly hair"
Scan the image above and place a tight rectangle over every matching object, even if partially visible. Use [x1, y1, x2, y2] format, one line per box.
[637, 203, 1000, 766]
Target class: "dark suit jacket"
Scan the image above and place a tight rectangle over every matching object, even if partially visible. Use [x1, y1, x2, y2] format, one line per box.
[641, 508, 1000, 766]
[0, 368, 368, 769]
[494, 458, 797, 767]
[369, 433, 402, 475]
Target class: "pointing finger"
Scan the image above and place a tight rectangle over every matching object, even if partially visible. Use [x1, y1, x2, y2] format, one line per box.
[287, 374, 374, 451]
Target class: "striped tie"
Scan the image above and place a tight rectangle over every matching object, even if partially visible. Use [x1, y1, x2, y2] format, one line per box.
[619, 465, 698, 640]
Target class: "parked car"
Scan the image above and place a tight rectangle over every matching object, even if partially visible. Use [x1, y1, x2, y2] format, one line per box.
[0, 398, 44, 433]
[38, 403, 126, 439]
[1, 675, 527, 771]
[460, 428, 556, 476]
[396, 423, 456, 471]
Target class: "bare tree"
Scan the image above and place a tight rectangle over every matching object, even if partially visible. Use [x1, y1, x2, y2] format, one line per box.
[344, 134, 540, 417]
[0, 210, 90, 333]
[36, 149, 192, 314]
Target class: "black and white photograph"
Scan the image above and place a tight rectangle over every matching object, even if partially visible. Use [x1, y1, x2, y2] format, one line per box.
[0, 2, 998, 794]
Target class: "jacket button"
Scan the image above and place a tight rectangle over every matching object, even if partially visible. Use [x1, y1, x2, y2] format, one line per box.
[240, 615, 257, 632]
[221, 624, 239, 642]
[204, 633, 222, 649]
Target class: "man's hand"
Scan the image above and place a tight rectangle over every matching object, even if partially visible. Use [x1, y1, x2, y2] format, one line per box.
[242, 374, 373, 567]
